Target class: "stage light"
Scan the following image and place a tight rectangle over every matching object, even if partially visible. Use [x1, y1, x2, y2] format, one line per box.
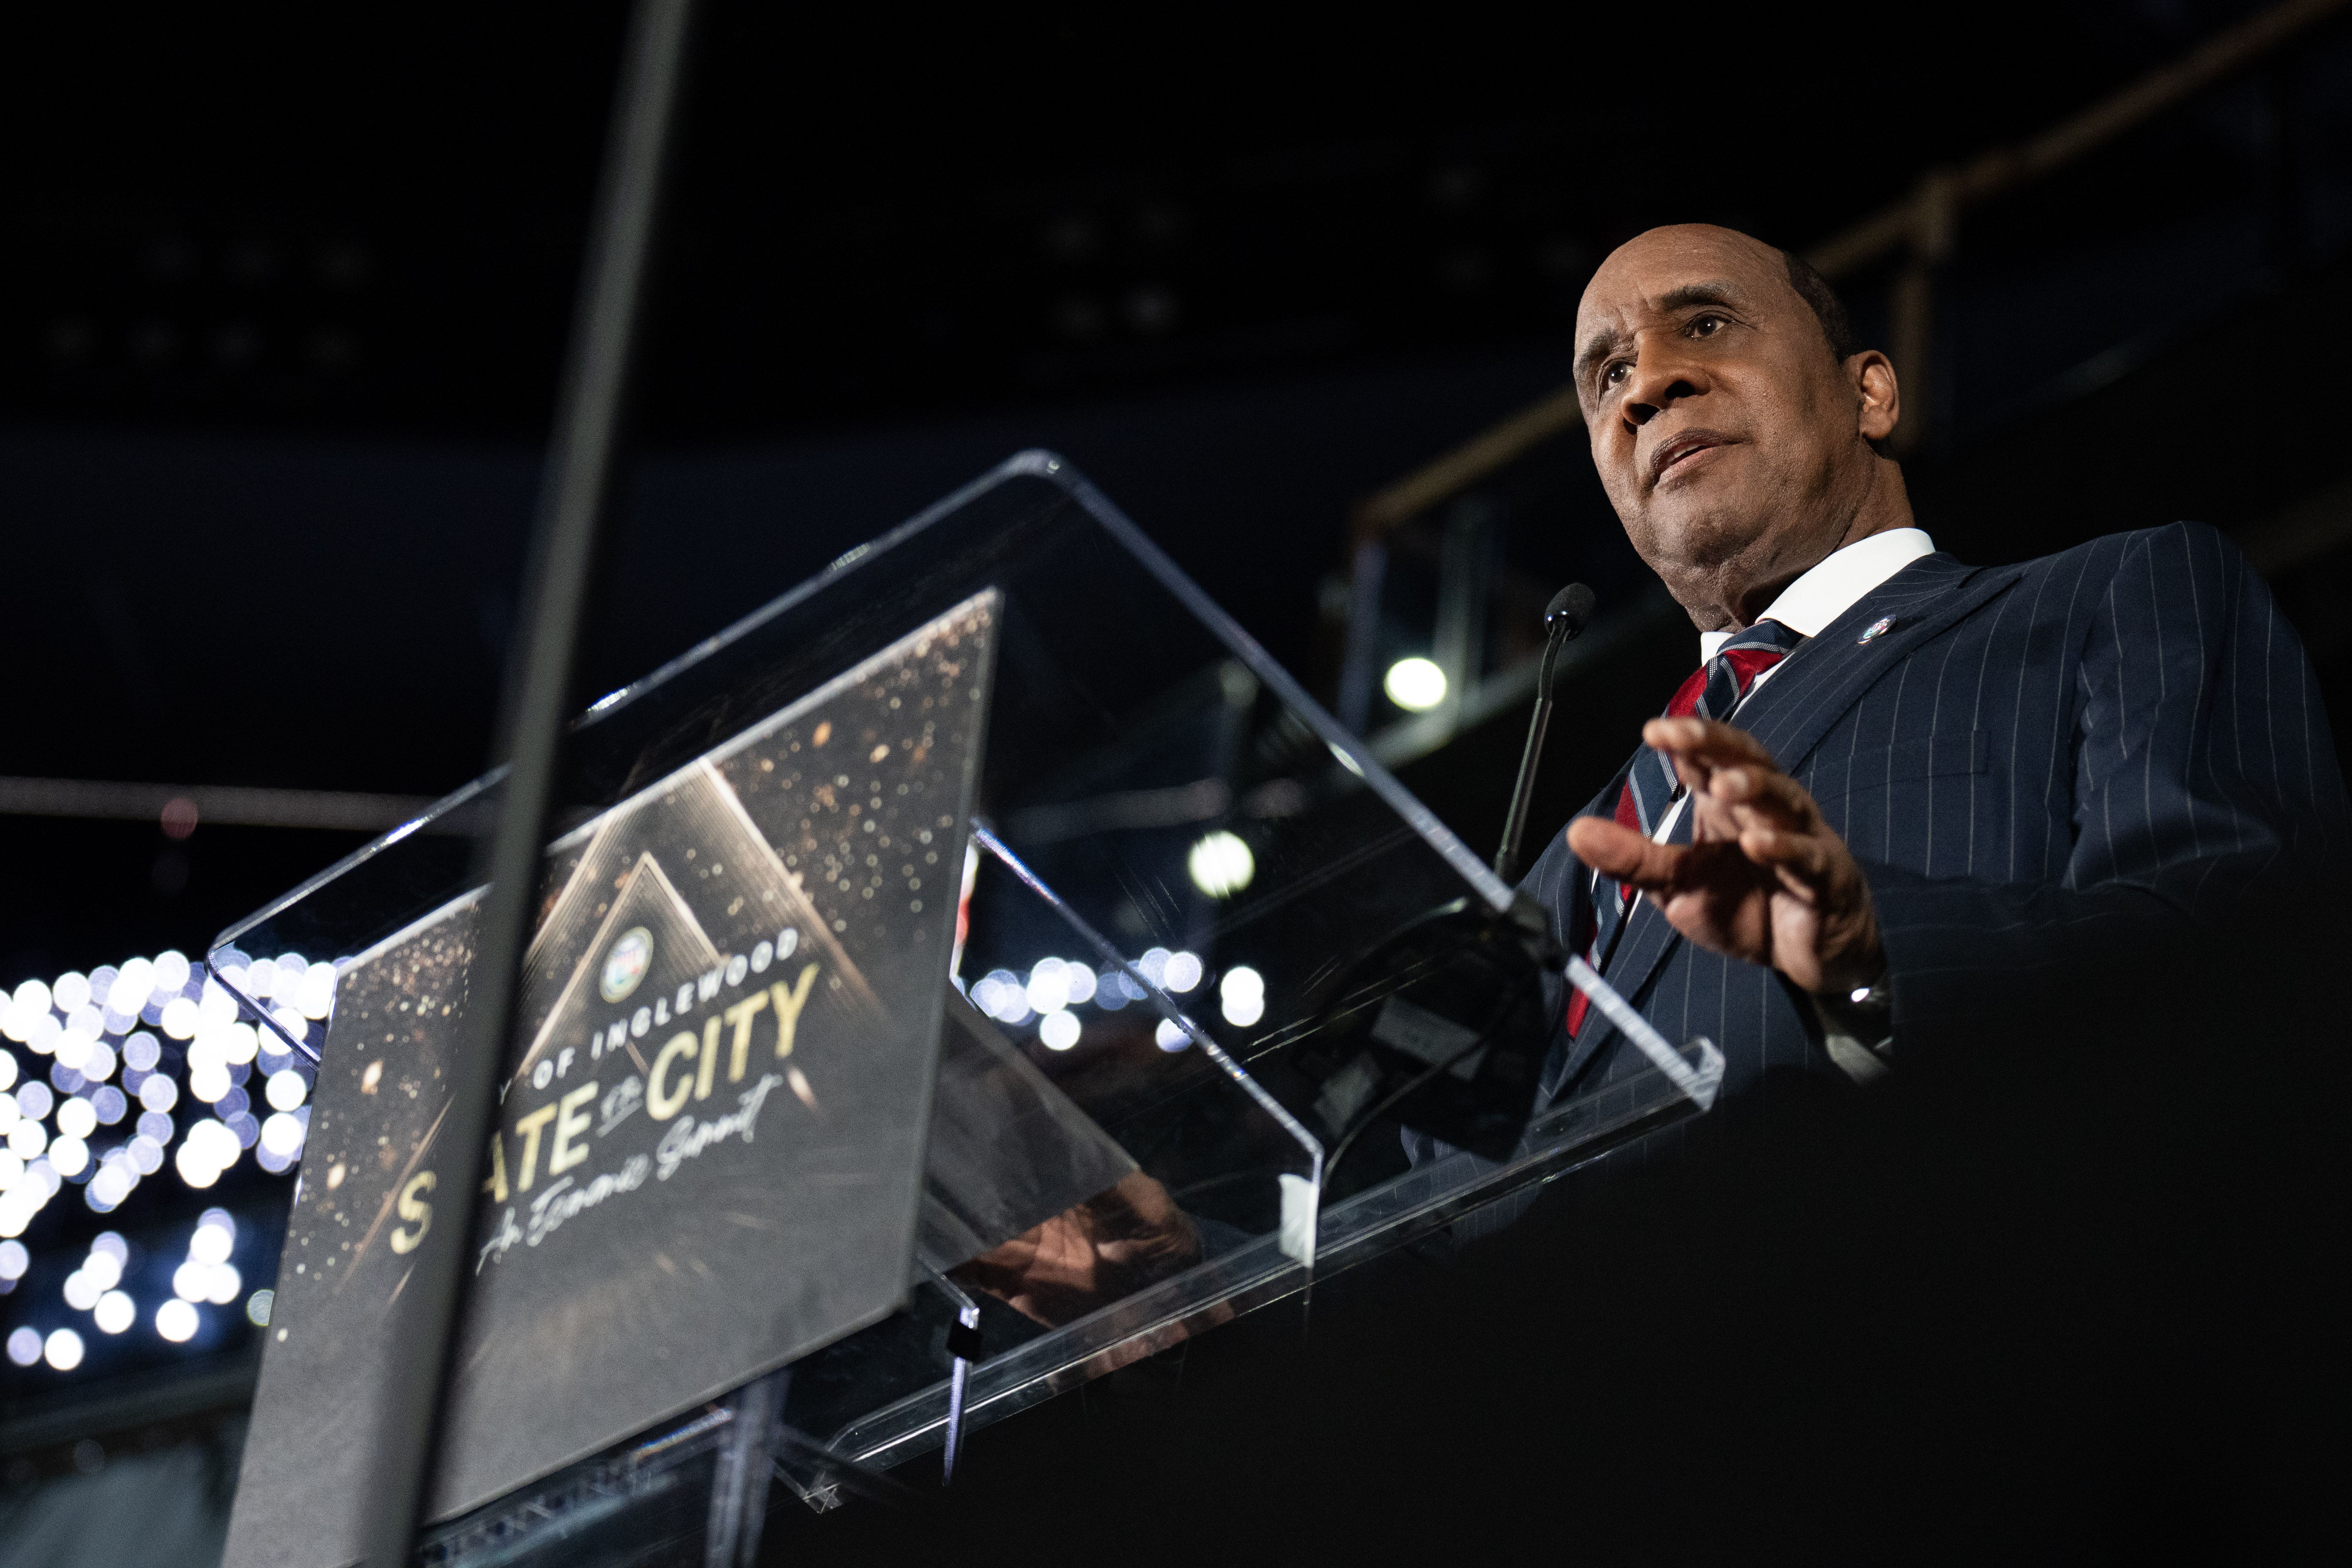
[0, 1152, 21, 1188]
[968, 972, 1006, 1017]
[111, 958, 156, 1016]
[81, 1248, 121, 1292]
[0, 1191, 37, 1238]
[296, 964, 335, 1020]
[56, 1097, 96, 1140]
[6, 1325, 39, 1364]
[139, 1075, 178, 1113]
[53, 974, 91, 1012]
[94, 1290, 134, 1334]
[90, 1085, 125, 1123]
[1024, 960, 1071, 1015]
[155, 1299, 198, 1343]
[246, 1289, 274, 1327]
[260, 1113, 304, 1158]
[173, 1142, 220, 1189]
[10, 1122, 47, 1160]
[1138, 948, 1171, 987]
[64, 1270, 102, 1311]
[16, 1083, 53, 1121]
[87, 1165, 134, 1209]
[0, 1096, 15, 1134]
[1063, 965, 1098, 1005]
[48, 1136, 88, 1179]
[1219, 967, 1267, 1027]
[0, 1055, 13, 1093]
[188, 1061, 230, 1104]
[127, 1134, 164, 1174]
[1163, 952, 1203, 993]
[152, 951, 191, 994]
[976, 969, 1031, 1025]
[198, 980, 239, 1031]
[172, 1262, 209, 1301]
[204, 1263, 241, 1305]
[122, 1032, 161, 1072]
[44, 1327, 83, 1370]
[1154, 1018, 1190, 1052]
[83, 1043, 117, 1084]
[1187, 831, 1255, 898]
[1093, 969, 1129, 1010]
[0, 1241, 25, 1279]
[264, 1071, 307, 1112]
[192, 1211, 236, 1261]
[1383, 657, 1448, 712]
[1038, 1010, 1081, 1051]
[160, 998, 199, 1040]
[54, 1027, 93, 1072]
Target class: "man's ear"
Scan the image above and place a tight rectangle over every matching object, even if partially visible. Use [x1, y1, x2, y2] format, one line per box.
[1850, 350, 1900, 445]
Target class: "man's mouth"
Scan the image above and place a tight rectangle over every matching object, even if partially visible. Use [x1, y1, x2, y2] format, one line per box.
[1649, 429, 1735, 486]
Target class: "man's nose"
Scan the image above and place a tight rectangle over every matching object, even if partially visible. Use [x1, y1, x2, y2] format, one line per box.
[1620, 337, 1705, 426]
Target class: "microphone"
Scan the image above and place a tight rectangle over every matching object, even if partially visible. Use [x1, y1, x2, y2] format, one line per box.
[1493, 583, 1597, 883]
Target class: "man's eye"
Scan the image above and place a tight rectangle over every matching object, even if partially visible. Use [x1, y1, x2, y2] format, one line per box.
[1602, 361, 1629, 388]
[1690, 314, 1724, 337]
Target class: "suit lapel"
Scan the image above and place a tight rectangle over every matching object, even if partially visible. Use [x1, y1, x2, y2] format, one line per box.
[1558, 554, 2025, 1083]
[1735, 554, 2024, 779]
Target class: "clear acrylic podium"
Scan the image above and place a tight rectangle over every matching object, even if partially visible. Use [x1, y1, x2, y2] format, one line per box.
[210, 453, 1721, 1566]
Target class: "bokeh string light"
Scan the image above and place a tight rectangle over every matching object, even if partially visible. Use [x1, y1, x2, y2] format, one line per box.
[961, 945, 1270, 1058]
[1, 947, 328, 1377]
[13, 936, 1274, 1376]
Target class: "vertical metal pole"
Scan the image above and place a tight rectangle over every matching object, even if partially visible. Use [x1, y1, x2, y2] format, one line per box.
[356, 4, 695, 1563]
[706, 1371, 790, 1567]
[1431, 498, 1493, 738]
[1888, 171, 1954, 459]
[1335, 537, 1387, 733]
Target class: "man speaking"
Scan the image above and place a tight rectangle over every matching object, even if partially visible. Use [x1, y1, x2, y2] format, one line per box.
[1518, 223, 2347, 1108]
[1332, 223, 2351, 1551]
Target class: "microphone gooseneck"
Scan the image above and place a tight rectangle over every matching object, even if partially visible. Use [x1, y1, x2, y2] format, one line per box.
[1494, 583, 1596, 884]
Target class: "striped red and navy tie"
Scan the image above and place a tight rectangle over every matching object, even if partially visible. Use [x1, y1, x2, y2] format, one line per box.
[1564, 617, 1805, 1037]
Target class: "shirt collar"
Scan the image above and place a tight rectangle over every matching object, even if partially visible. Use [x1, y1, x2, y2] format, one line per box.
[1697, 527, 1936, 661]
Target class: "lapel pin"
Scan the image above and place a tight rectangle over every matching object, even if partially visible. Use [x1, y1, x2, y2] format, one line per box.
[1857, 615, 1897, 644]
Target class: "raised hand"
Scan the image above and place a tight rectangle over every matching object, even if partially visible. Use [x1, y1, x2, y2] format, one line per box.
[1566, 716, 1884, 998]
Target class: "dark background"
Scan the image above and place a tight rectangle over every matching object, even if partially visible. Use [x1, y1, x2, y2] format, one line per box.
[2, 2, 2348, 1557]
[9, 0, 2346, 987]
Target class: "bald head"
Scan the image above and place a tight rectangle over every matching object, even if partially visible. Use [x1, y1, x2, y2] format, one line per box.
[1573, 224, 1910, 632]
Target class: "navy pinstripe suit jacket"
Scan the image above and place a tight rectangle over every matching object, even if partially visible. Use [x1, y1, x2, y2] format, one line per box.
[1522, 521, 2351, 1110]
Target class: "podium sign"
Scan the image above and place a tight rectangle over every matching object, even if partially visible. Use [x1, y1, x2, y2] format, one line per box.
[211, 456, 1718, 1566]
[224, 595, 998, 1563]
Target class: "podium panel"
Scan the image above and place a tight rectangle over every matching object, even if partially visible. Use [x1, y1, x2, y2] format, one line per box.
[210, 454, 1717, 1563]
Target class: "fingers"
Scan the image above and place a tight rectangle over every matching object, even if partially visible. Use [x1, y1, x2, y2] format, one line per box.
[1643, 718, 1823, 834]
[1736, 823, 1830, 881]
[1717, 764, 1823, 832]
[1566, 815, 1686, 890]
[1641, 715, 1775, 772]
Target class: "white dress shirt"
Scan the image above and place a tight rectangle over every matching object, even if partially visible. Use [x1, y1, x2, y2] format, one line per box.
[1696, 525, 1937, 674]
[1651, 526, 1936, 846]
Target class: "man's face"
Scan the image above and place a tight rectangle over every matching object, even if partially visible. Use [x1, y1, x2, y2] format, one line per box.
[1574, 225, 1874, 626]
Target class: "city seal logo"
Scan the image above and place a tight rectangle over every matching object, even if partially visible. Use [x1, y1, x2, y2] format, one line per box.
[599, 927, 655, 1003]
